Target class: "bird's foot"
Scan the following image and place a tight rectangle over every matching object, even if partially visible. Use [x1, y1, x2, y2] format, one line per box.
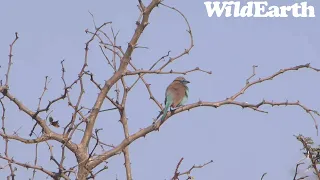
[170, 107, 175, 114]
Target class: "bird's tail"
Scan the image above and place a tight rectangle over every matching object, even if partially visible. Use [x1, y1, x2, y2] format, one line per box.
[161, 99, 171, 122]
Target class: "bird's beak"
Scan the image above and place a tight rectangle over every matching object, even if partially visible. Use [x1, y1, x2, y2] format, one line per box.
[184, 80, 190, 84]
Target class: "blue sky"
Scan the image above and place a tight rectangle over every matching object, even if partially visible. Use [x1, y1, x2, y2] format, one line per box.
[0, 0, 319, 179]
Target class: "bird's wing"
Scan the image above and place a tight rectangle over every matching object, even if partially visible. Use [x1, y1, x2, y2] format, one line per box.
[167, 82, 186, 108]
[178, 87, 188, 107]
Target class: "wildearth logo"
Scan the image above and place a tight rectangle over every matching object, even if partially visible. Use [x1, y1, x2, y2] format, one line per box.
[204, 1, 316, 17]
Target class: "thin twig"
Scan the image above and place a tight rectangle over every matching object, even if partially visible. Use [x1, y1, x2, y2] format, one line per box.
[261, 172, 267, 180]
[5, 32, 19, 87]
[171, 158, 213, 179]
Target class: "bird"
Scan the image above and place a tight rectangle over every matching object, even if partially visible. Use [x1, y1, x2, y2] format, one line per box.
[160, 76, 190, 121]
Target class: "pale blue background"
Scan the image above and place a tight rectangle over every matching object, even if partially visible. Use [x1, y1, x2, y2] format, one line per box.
[0, 0, 319, 179]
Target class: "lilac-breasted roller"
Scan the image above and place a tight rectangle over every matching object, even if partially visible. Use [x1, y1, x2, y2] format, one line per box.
[160, 76, 190, 121]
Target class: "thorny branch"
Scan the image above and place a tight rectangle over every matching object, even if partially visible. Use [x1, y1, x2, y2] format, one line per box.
[5, 32, 19, 87]
[295, 135, 320, 179]
[293, 162, 308, 180]
[158, 3, 194, 71]
[0, 154, 71, 180]
[171, 158, 213, 180]
[87, 63, 320, 170]
[0, 98, 16, 179]
[119, 77, 133, 180]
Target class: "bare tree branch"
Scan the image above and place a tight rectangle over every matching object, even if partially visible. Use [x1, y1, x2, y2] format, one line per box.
[295, 135, 320, 179]
[80, 0, 161, 153]
[88, 63, 320, 169]
[1, 1, 319, 180]
[158, 3, 193, 71]
[0, 154, 71, 180]
[171, 158, 213, 180]
[261, 172, 267, 180]
[5, 32, 19, 87]
[125, 67, 211, 76]
[293, 162, 308, 180]
[0, 98, 16, 179]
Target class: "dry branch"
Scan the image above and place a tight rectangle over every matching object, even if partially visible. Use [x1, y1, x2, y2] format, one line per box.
[5, 32, 19, 87]
[171, 158, 213, 180]
[0, 1, 319, 180]
[87, 63, 320, 169]
[296, 135, 320, 179]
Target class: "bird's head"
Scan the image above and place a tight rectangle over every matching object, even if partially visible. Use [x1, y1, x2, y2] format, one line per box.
[174, 76, 190, 85]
